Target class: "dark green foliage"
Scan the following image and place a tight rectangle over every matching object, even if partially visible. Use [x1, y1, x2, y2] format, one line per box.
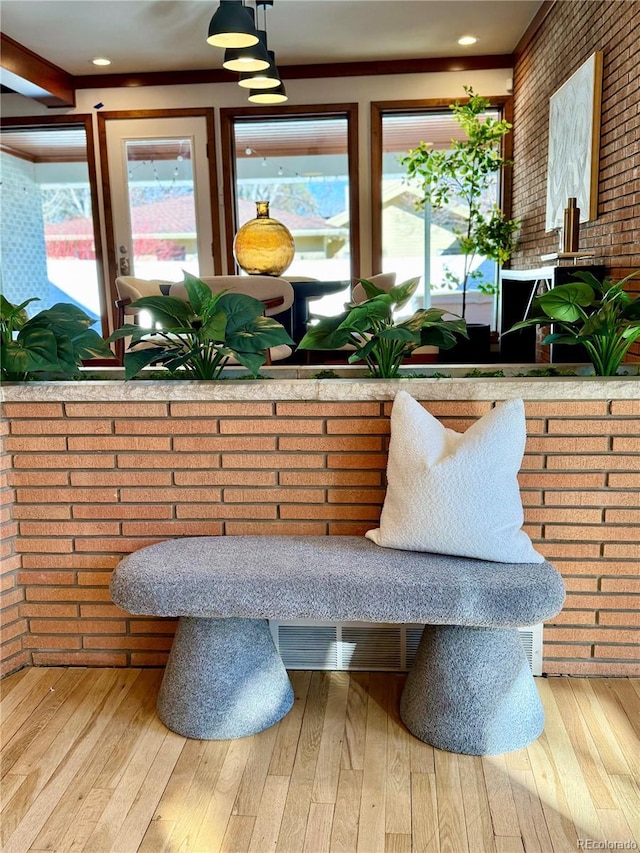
[507, 270, 640, 376]
[463, 368, 505, 378]
[108, 271, 294, 380]
[1, 296, 112, 381]
[298, 277, 467, 379]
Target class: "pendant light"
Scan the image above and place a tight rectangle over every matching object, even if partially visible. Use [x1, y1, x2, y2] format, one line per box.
[238, 0, 282, 90]
[207, 0, 259, 48]
[248, 82, 288, 104]
[238, 49, 281, 89]
[223, 28, 270, 72]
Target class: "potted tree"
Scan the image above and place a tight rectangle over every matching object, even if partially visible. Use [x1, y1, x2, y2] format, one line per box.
[401, 87, 518, 362]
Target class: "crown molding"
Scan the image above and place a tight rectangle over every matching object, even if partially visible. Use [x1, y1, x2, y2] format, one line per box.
[75, 53, 513, 90]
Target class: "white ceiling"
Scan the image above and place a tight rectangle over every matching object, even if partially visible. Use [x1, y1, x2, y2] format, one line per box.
[1, 0, 542, 76]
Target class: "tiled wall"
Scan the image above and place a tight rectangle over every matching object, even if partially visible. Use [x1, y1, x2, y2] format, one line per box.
[511, 0, 640, 358]
[1, 398, 638, 677]
[0, 152, 50, 309]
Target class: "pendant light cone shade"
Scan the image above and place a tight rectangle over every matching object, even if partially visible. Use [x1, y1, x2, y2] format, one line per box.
[223, 29, 270, 71]
[207, 0, 259, 48]
[248, 82, 288, 103]
[238, 50, 281, 89]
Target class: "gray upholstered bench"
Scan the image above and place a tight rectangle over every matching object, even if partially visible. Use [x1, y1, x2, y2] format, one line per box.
[110, 535, 565, 755]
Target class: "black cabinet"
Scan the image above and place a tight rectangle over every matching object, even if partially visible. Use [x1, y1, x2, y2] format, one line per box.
[499, 265, 605, 363]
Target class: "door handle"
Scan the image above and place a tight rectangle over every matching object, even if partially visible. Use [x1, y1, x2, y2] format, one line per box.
[118, 245, 130, 276]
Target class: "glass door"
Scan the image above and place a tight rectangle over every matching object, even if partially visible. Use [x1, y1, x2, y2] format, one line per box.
[104, 116, 215, 285]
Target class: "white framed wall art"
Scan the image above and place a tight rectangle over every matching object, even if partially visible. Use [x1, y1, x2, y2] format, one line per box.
[545, 50, 603, 232]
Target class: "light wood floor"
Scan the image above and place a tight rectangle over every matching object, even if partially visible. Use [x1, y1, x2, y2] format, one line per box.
[1, 668, 638, 853]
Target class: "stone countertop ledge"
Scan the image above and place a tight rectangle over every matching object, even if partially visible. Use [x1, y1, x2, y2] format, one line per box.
[1, 365, 639, 402]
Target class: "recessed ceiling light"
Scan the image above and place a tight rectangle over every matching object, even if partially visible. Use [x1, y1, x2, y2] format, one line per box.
[458, 36, 478, 46]
[91, 57, 112, 66]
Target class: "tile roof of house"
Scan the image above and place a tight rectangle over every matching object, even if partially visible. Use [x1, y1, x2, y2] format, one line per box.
[45, 195, 340, 238]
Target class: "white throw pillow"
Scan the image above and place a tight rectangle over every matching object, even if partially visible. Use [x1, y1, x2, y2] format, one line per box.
[366, 391, 543, 563]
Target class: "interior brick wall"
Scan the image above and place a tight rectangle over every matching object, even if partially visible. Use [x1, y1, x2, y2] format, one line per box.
[2, 398, 638, 677]
[511, 0, 640, 359]
[1, 416, 27, 676]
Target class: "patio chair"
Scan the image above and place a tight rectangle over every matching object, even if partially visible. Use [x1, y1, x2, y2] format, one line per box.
[113, 276, 175, 363]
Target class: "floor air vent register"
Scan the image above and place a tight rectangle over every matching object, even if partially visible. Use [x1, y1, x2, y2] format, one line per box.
[269, 621, 544, 676]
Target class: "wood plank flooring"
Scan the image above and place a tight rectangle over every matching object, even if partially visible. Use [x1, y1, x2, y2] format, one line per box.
[1, 668, 638, 853]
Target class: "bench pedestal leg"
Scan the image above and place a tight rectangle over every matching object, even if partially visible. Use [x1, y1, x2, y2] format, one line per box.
[157, 616, 294, 740]
[400, 625, 544, 755]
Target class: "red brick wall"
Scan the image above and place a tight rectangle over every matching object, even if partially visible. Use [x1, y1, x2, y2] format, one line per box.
[511, 0, 640, 358]
[1, 416, 27, 676]
[2, 398, 639, 677]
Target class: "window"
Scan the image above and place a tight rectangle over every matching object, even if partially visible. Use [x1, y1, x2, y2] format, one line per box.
[221, 105, 359, 316]
[122, 137, 197, 275]
[0, 116, 107, 336]
[371, 99, 511, 326]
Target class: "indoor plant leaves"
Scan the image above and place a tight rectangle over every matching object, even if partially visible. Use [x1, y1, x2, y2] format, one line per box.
[108, 271, 293, 380]
[400, 87, 519, 320]
[298, 276, 466, 378]
[1, 298, 112, 381]
[506, 270, 640, 376]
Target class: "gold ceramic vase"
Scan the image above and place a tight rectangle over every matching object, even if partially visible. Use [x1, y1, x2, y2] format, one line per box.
[233, 200, 295, 276]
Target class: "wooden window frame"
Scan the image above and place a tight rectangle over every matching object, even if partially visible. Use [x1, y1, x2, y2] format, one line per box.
[220, 103, 360, 280]
[0, 113, 109, 339]
[370, 96, 514, 275]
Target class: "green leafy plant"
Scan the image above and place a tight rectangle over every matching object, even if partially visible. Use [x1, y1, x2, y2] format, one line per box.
[507, 270, 640, 376]
[108, 271, 293, 380]
[297, 277, 467, 378]
[1, 296, 112, 381]
[401, 87, 519, 319]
